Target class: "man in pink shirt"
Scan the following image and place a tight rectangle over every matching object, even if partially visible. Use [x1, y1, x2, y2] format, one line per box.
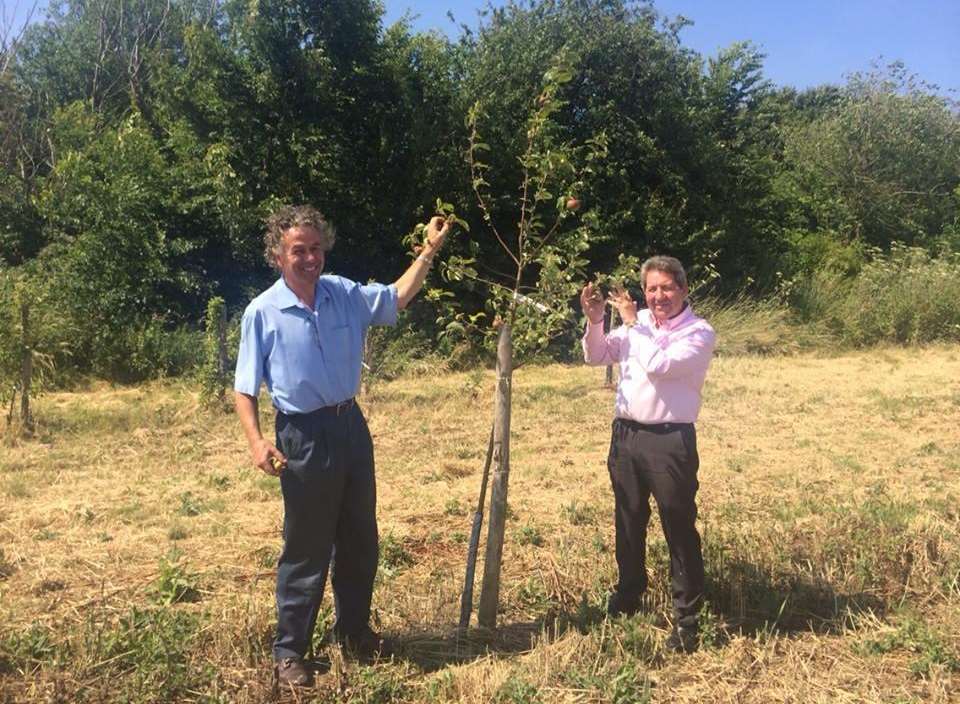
[581, 255, 715, 654]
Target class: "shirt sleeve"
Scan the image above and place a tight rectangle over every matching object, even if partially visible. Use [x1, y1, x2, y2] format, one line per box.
[582, 320, 623, 366]
[630, 324, 716, 379]
[234, 307, 265, 396]
[357, 282, 399, 327]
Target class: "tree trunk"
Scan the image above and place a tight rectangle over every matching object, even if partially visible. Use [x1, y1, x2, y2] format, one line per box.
[477, 323, 513, 629]
[19, 301, 33, 433]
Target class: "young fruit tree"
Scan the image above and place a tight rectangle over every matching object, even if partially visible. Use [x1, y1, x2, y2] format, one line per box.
[445, 50, 607, 630]
[199, 296, 232, 410]
[0, 271, 58, 436]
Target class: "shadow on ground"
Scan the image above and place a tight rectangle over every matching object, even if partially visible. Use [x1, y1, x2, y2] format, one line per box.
[387, 558, 889, 674]
[704, 556, 887, 639]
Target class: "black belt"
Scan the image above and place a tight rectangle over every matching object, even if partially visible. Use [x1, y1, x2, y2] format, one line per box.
[615, 417, 692, 434]
[280, 398, 355, 418]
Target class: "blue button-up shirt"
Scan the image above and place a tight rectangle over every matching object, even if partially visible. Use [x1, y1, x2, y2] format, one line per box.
[234, 275, 398, 414]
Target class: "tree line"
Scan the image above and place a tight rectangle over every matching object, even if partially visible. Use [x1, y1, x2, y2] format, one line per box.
[1, 0, 958, 389]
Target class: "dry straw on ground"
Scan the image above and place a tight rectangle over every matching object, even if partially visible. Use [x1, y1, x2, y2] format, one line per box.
[1, 346, 958, 702]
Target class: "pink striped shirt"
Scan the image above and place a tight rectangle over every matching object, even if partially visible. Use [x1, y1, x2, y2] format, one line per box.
[582, 305, 715, 423]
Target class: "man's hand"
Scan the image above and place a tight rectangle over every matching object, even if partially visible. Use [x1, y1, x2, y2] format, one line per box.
[397, 214, 454, 310]
[580, 283, 605, 324]
[235, 392, 285, 476]
[608, 286, 638, 326]
[421, 215, 452, 257]
[252, 438, 286, 477]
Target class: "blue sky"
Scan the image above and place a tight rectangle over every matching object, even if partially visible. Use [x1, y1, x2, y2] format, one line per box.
[381, 0, 959, 95]
[5, 0, 957, 94]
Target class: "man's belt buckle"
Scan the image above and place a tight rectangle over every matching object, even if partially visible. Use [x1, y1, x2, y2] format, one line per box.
[333, 398, 354, 415]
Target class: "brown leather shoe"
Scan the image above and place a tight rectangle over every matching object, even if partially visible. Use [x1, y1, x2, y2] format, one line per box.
[275, 657, 313, 686]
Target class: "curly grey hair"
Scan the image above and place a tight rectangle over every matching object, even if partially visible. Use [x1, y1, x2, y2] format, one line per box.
[640, 255, 688, 290]
[263, 205, 336, 271]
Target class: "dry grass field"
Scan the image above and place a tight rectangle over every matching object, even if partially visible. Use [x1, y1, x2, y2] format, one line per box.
[1, 346, 959, 703]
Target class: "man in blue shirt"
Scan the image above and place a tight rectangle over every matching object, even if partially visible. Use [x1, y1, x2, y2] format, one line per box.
[234, 204, 450, 686]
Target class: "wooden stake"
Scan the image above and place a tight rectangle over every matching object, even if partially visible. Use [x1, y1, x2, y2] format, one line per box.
[458, 423, 495, 631]
[19, 301, 33, 433]
[477, 323, 512, 629]
[604, 306, 618, 388]
[216, 301, 228, 402]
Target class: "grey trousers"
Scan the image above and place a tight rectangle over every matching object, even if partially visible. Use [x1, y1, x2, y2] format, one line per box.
[273, 401, 378, 660]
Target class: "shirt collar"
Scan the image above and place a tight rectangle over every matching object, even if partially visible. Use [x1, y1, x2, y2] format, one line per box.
[267, 277, 331, 311]
[645, 302, 694, 331]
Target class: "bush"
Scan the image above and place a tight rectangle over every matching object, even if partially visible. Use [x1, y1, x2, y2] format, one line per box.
[107, 320, 204, 382]
[1, 264, 203, 391]
[811, 244, 960, 346]
[199, 297, 237, 407]
[780, 229, 868, 282]
[363, 323, 450, 382]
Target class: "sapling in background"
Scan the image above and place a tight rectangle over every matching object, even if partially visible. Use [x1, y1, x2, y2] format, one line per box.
[0, 270, 60, 437]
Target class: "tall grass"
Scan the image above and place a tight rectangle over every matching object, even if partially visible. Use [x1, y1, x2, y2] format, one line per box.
[694, 294, 826, 356]
[789, 243, 960, 346]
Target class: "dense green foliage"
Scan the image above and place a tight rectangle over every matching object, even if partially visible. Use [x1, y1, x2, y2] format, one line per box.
[785, 243, 960, 347]
[1, 0, 958, 387]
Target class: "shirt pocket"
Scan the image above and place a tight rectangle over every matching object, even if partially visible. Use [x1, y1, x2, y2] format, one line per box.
[318, 323, 353, 364]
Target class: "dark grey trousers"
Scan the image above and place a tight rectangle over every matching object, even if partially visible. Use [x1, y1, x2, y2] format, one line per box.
[273, 401, 378, 660]
[607, 418, 704, 628]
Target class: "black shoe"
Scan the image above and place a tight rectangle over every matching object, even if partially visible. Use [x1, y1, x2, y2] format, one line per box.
[275, 657, 313, 686]
[664, 625, 699, 654]
[336, 626, 392, 662]
[606, 591, 640, 618]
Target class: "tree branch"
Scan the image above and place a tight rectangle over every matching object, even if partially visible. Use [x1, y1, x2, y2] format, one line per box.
[468, 119, 520, 268]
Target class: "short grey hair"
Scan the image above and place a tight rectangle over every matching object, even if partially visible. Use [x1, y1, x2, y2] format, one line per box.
[263, 205, 336, 271]
[640, 256, 688, 290]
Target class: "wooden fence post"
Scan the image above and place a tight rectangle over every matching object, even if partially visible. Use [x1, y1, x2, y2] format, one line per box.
[202, 296, 229, 406]
[216, 301, 228, 403]
[361, 333, 372, 397]
[19, 301, 33, 433]
[477, 323, 513, 629]
[604, 307, 618, 387]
